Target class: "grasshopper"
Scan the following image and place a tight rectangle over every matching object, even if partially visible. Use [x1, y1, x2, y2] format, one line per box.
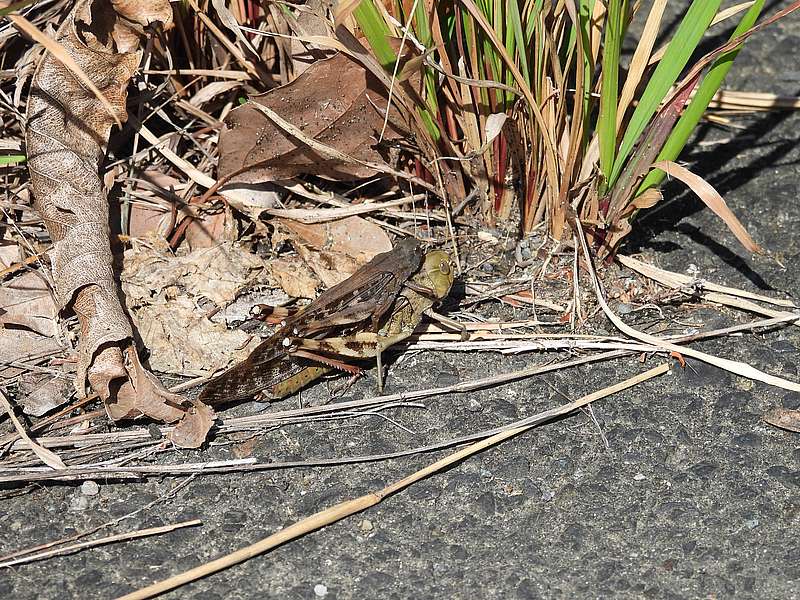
[199, 240, 452, 405]
[277, 249, 456, 395]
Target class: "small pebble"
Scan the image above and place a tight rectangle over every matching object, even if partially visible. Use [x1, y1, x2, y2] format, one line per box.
[616, 303, 634, 315]
[480, 262, 495, 273]
[81, 480, 100, 496]
[467, 399, 482, 413]
[69, 495, 90, 512]
[633, 473, 647, 481]
[147, 423, 163, 440]
[745, 519, 760, 530]
[541, 489, 555, 502]
[313, 584, 328, 597]
[358, 519, 374, 533]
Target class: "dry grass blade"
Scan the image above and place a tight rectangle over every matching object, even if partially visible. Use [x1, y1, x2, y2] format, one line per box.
[651, 160, 763, 254]
[575, 219, 800, 392]
[707, 89, 800, 110]
[618, 254, 797, 308]
[0, 520, 202, 568]
[8, 14, 121, 127]
[617, 0, 667, 130]
[0, 389, 65, 469]
[117, 364, 669, 600]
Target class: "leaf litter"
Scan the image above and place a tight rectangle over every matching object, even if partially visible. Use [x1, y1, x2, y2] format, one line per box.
[1, 0, 799, 588]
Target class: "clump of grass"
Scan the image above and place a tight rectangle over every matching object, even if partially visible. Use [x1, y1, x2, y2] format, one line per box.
[350, 0, 795, 255]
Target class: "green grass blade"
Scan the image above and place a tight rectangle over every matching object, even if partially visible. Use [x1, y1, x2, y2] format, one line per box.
[353, 0, 397, 69]
[638, 0, 765, 192]
[507, 0, 530, 88]
[609, 0, 721, 187]
[0, 154, 26, 166]
[597, 0, 626, 185]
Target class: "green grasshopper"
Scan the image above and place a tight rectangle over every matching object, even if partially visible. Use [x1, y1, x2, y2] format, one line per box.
[199, 241, 454, 404]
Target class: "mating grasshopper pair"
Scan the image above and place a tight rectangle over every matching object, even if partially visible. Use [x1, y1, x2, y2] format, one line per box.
[199, 239, 456, 405]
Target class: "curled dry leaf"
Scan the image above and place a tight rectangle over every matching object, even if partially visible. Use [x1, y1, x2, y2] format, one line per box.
[24, 0, 212, 447]
[651, 160, 763, 255]
[218, 52, 410, 184]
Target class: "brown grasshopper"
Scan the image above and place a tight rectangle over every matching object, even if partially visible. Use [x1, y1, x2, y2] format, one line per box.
[199, 239, 451, 405]
[276, 249, 456, 395]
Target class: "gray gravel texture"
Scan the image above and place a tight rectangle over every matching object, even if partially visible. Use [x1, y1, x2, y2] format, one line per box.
[2, 3, 800, 599]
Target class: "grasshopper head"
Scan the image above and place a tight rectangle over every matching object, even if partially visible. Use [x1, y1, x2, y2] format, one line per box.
[420, 250, 455, 299]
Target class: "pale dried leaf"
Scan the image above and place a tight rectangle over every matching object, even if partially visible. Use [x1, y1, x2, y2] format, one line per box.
[217, 184, 282, 221]
[131, 296, 259, 375]
[652, 160, 763, 254]
[0, 244, 22, 269]
[275, 216, 391, 287]
[17, 371, 72, 417]
[294, 242, 361, 288]
[277, 216, 392, 261]
[484, 113, 507, 146]
[269, 257, 320, 299]
[122, 241, 266, 308]
[0, 271, 58, 336]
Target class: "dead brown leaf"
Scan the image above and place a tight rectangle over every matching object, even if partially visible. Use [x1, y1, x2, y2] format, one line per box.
[0, 271, 58, 337]
[763, 407, 800, 433]
[230, 434, 258, 459]
[272, 216, 392, 288]
[170, 399, 216, 449]
[94, 346, 214, 448]
[185, 205, 238, 250]
[23, 1, 208, 443]
[218, 52, 410, 184]
[277, 216, 392, 262]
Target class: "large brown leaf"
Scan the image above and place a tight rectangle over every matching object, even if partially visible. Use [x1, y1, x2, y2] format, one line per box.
[218, 52, 410, 183]
[24, 0, 213, 446]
